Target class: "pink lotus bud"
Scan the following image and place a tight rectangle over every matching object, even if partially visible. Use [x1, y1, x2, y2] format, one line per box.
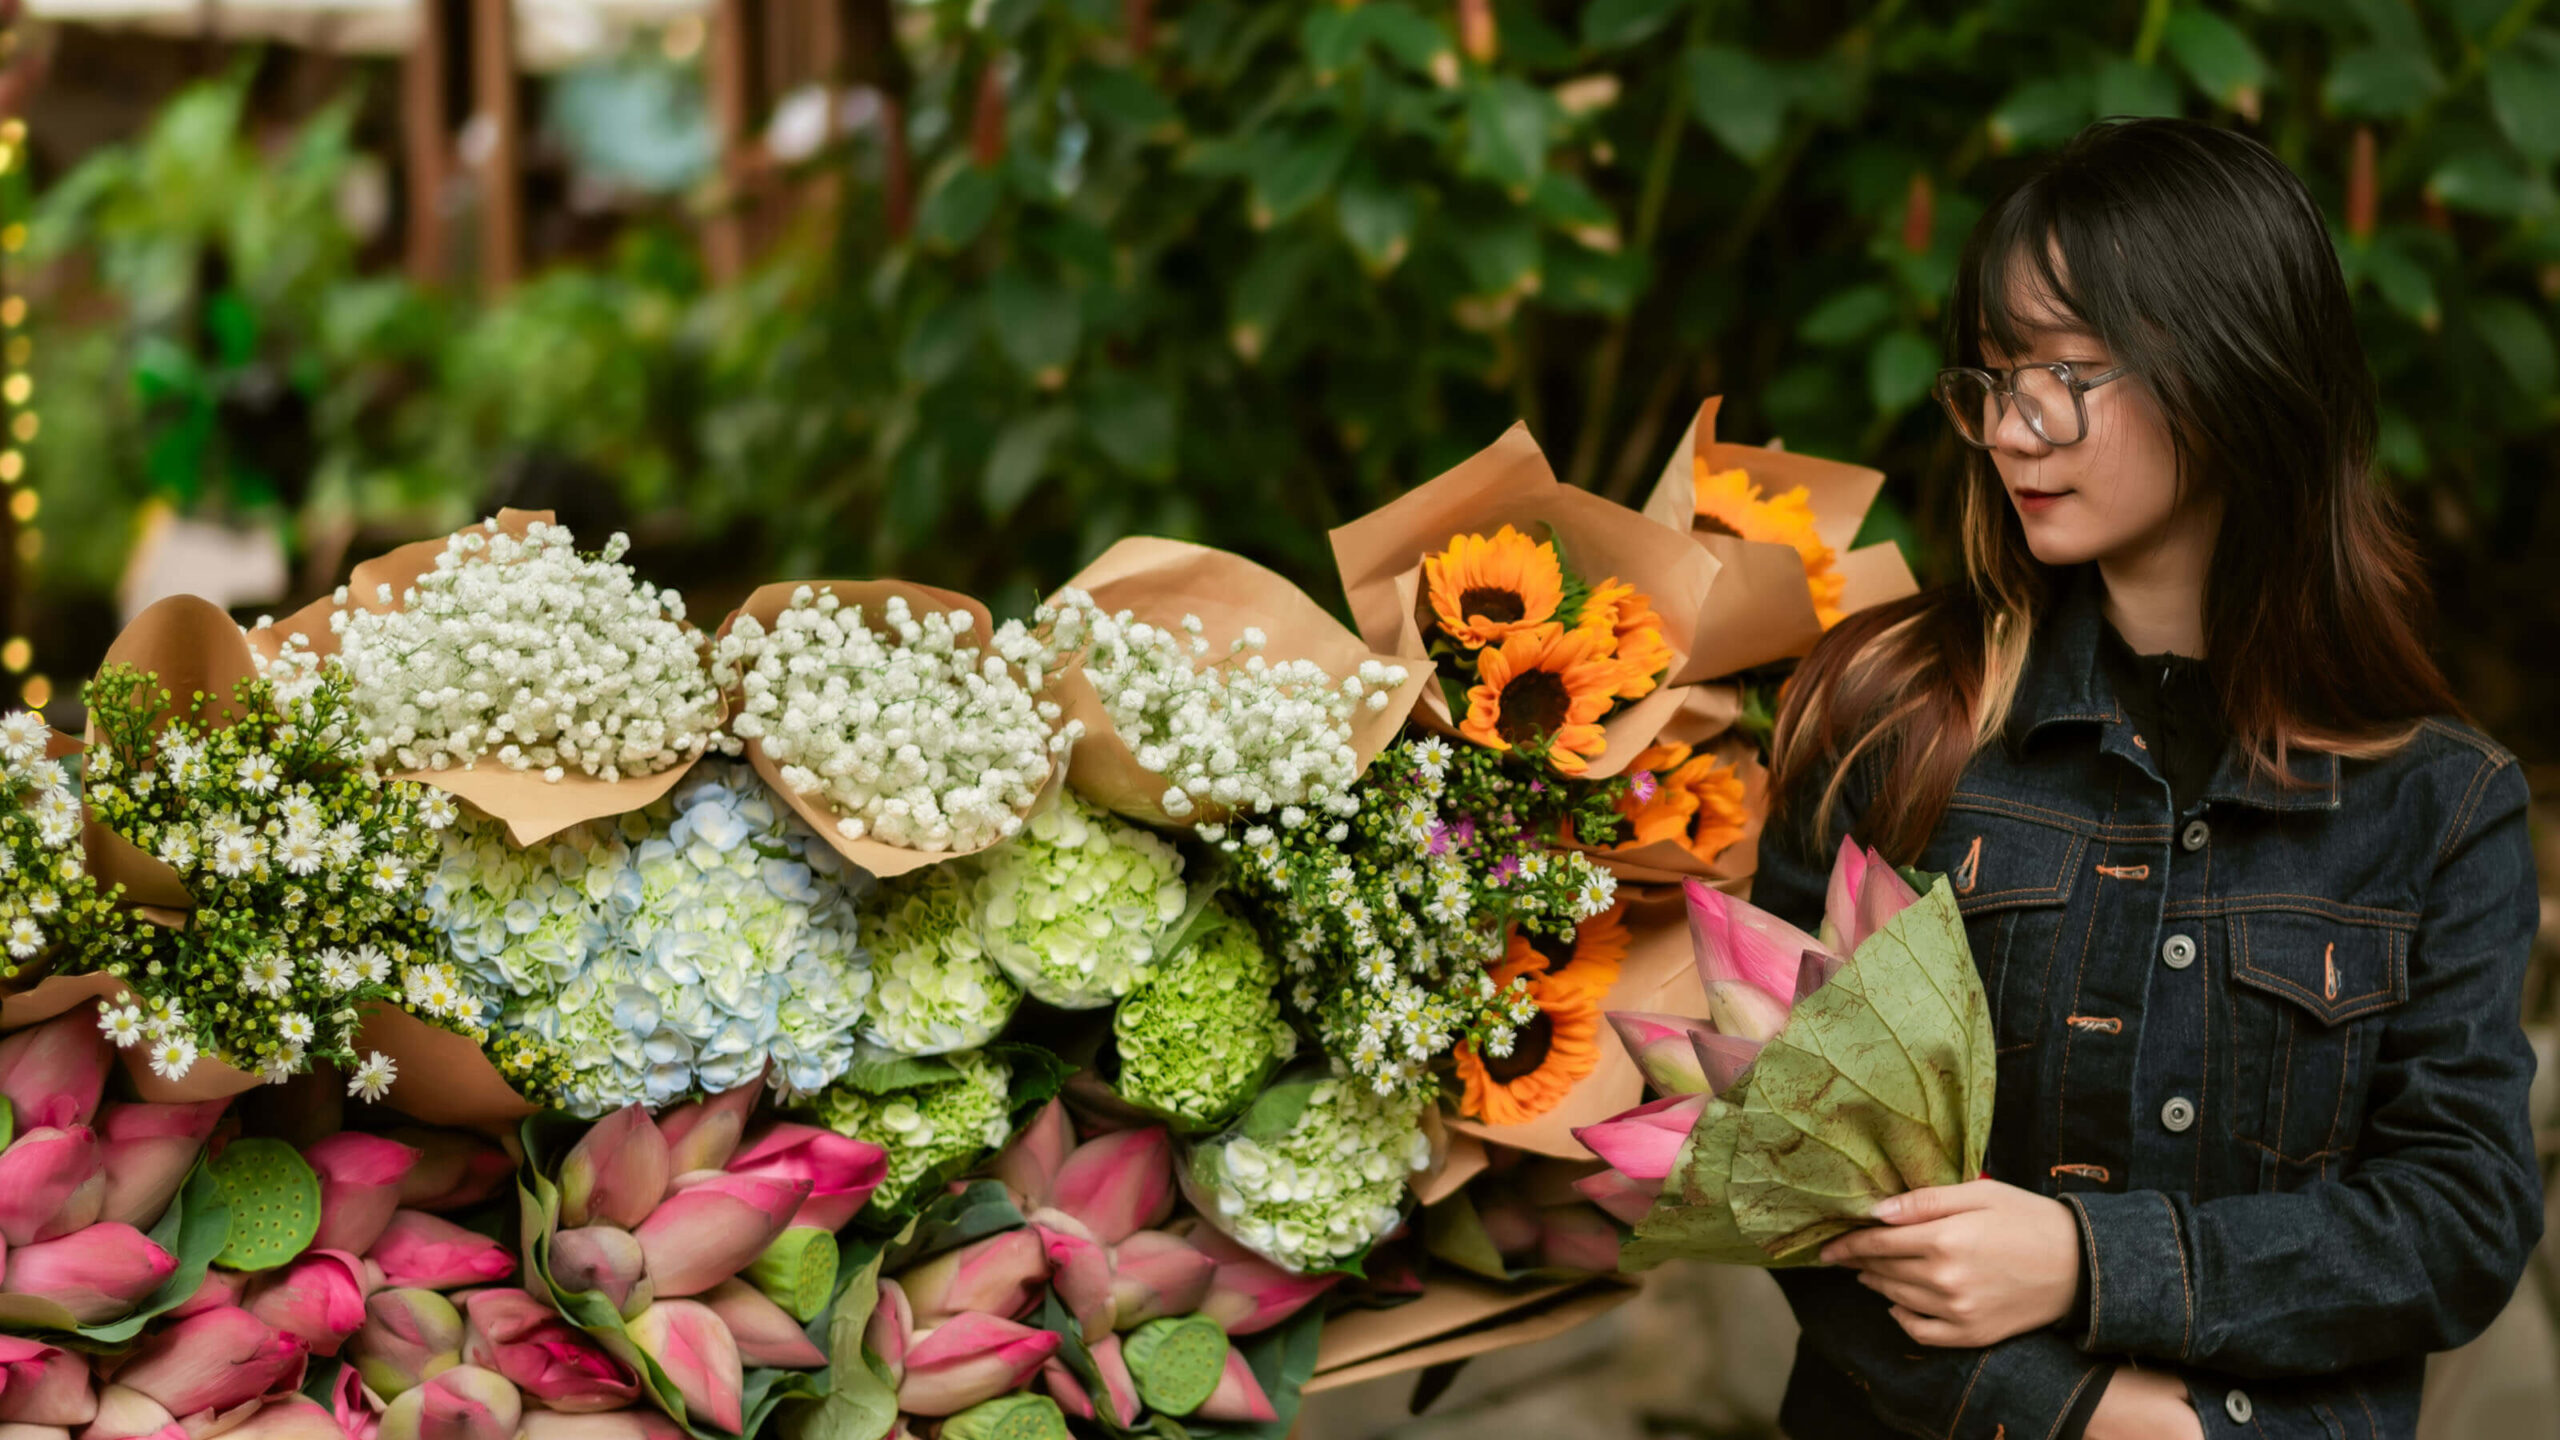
[723, 1124, 885, 1234]
[2, 1222, 176, 1323]
[216, 1396, 349, 1440]
[168, 1266, 247, 1319]
[548, 1225, 651, 1319]
[116, 1306, 308, 1417]
[1105, 1231, 1214, 1331]
[244, 1249, 372, 1355]
[0, 1128, 101, 1247]
[96, 1101, 226, 1230]
[1706, 979, 1792, 1045]
[1571, 1093, 1707, 1191]
[1193, 1348, 1277, 1424]
[350, 1288, 466, 1398]
[1685, 877, 1819, 1011]
[32, 1173, 102, 1245]
[305, 1134, 424, 1256]
[331, 1363, 379, 1440]
[1572, 1166, 1659, 1225]
[1606, 1012, 1717, 1096]
[988, 1100, 1073, 1212]
[1084, 1335, 1142, 1427]
[80, 1385, 175, 1440]
[624, 1301, 743, 1434]
[1039, 1356, 1094, 1423]
[895, 1228, 1047, 1326]
[701, 1281, 824, 1369]
[1538, 1203, 1621, 1273]
[1049, 1128, 1173, 1245]
[0, 1340, 94, 1427]
[894, 1314, 1060, 1418]
[1824, 838, 1922, 960]
[656, 1077, 763, 1177]
[1473, 1189, 1542, 1259]
[865, 1279, 913, 1387]
[558, 1107, 669, 1232]
[378, 1364, 520, 1440]
[1027, 1211, 1111, 1341]
[368, 1212, 514, 1291]
[0, 1013, 111, 1133]
[631, 1174, 806, 1297]
[1694, 1030, 1765, 1095]
[1182, 1224, 1338, 1336]
[459, 1287, 638, 1413]
[515, 1412, 689, 1440]
[0, 1425, 72, 1440]
[388, 1130, 515, 1213]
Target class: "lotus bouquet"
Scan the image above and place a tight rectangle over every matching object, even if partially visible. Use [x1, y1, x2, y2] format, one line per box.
[1575, 840, 1995, 1267]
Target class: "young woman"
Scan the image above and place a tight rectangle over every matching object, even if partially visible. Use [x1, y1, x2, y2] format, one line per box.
[1750, 117, 2540, 1440]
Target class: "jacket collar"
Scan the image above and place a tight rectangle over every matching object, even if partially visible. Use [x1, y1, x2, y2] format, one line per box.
[2004, 566, 2340, 813]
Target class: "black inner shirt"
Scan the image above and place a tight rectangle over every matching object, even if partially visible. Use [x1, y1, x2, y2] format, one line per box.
[2097, 618, 2224, 817]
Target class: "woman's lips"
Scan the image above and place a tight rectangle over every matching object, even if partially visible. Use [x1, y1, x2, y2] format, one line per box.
[2013, 487, 2069, 514]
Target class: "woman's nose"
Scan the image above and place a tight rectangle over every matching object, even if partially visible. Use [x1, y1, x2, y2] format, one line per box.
[1991, 392, 2053, 456]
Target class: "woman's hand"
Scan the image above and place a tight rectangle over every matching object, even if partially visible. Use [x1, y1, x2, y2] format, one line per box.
[2086, 1366, 2204, 1440]
[1817, 1178, 2083, 1348]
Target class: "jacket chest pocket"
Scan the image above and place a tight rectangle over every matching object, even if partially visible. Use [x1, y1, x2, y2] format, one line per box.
[2218, 905, 2414, 1181]
[1933, 804, 2089, 1053]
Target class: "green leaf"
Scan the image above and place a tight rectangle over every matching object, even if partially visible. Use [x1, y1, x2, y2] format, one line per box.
[982, 408, 1076, 520]
[1301, 8, 1364, 76]
[1543, 244, 1648, 316]
[1449, 209, 1540, 295]
[1530, 171, 1618, 249]
[1229, 239, 1320, 361]
[842, 1044, 964, 1096]
[1866, 329, 1938, 414]
[2095, 59, 2181, 120]
[2361, 237, 2439, 328]
[1580, 0, 1688, 51]
[901, 295, 982, 386]
[1683, 46, 1786, 164]
[1073, 65, 1177, 133]
[884, 1181, 1028, 1271]
[1623, 880, 1994, 1268]
[1336, 163, 1419, 272]
[2324, 47, 2443, 120]
[1252, 125, 1355, 227]
[1462, 77, 1557, 196]
[798, 1244, 899, 1440]
[1798, 284, 1895, 346]
[1359, 4, 1455, 77]
[1989, 77, 2092, 151]
[988, 268, 1081, 384]
[1086, 372, 1177, 478]
[2163, 9, 2270, 110]
[918, 166, 1003, 251]
[2426, 145, 2556, 217]
[2486, 32, 2560, 166]
[2472, 294, 2557, 399]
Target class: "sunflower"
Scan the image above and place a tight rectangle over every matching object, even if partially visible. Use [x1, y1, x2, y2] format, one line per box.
[1576, 578, 1674, 701]
[1454, 974, 1604, 1126]
[1617, 741, 1751, 865]
[1694, 460, 1847, 628]
[1507, 900, 1632, 1003]
[1459, 624, 1620, 775]
[1425, 525, 1565, 649]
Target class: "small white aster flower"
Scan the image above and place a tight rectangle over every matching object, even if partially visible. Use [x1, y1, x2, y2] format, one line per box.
[348, 1051, 397, 1102]
[97, 1004, 145, 1048]
[149, 1036, 199, 1081]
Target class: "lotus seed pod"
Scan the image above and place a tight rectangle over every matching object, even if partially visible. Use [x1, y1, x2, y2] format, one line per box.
[210, 1138, 323, 1271]
[1119, 1315, 1228, 1417]
[940, 1394, 1071, 1440]
[741, 1227, 838, 1324]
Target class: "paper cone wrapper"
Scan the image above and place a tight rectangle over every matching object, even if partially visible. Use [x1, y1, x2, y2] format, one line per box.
[1048, 537, 1433, 829]
[1577, 738, 1769, 895]
[713, 580, 1065, 879]
[1448, 886, 1707, 1159]
[1411, 1111, 1490, 1208]
[1305, 1273, 1642, 1392]
[352, 1004, 538, 1134]
[1640, 396, 1920, 678]
[1, 973, 263, 1102]
[1329, 423, 1722, 780]
[247, 510, 722, 849]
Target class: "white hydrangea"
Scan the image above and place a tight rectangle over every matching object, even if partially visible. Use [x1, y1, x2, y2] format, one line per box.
[1190, 1066, 1432, 1273]
[713, 588, 1085, 855]
[331, 519, 730, 783]
[1046, 588, 1406, 834]
[859, 863, 1022, 1056]
[974, 795, 1188, 1009]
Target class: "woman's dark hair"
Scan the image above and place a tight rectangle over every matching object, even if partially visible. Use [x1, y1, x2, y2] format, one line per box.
[1771, 116, 2459, 861]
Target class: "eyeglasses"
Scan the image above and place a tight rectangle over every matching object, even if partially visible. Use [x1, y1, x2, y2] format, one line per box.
[1935, 362, 2128, 449]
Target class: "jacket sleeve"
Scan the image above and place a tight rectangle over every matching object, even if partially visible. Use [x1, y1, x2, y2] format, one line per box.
[2064, 754, 2543, 1376]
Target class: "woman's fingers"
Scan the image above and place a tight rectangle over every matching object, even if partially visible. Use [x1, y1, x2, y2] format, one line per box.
[1853, 1269, 1947, 1314]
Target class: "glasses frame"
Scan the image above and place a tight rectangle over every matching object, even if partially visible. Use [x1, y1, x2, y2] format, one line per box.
[1935, 361, 2128, 449]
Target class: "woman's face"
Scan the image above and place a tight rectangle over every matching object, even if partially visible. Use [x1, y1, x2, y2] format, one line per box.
[1975, 260, 2209, 570]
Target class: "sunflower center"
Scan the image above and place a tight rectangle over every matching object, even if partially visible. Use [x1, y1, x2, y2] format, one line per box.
[1484, 1010, 1554, 1084]
[1496, 671, 1573, 744]
[1694, 512, 1745, 539]
[1458, 587, 1527, 624]
[1524, 924, 1577, 974]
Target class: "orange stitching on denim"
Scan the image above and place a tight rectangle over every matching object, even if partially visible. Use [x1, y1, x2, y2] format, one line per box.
[2352, 1380, 2380, 1439]
[1955, 834, 1982, 895]
[2095, 862, 2150, 880]
[2054, 788, 2119, 1156]
[2437, 752, 2500, 867]
[2324, 941, 2339, 1001]
[2066, 1014, 2122, 1033]
[2050, 1163, 2110, 1181]
[2042, 1371, 2103, 1440]
[1943, 1352, 1993, 1439]
[2130, 733, 2148, 749]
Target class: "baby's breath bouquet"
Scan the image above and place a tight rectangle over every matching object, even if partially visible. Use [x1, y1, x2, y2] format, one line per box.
[0, 711, 117, 974]
[80, 639, 455, 1094]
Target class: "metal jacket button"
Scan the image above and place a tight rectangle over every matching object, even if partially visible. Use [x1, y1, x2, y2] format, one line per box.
[2161, 934, 2197, 969]
[2225, 1389, 2254, 1423]
[2180, 819, 2211, 852]
[2161, 1096, 2197, 1133]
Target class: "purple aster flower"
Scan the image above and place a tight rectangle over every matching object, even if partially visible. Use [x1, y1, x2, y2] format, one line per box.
[1630, 771, 1659, 802]
[1450, 818, 1478, 850]
[1426, 821, 1451, 857]
[1491, 854, 1522, 886]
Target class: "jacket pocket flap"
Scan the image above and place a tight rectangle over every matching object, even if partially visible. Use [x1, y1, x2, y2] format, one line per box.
[1938, 800, 2088, 914]
[2226, 906, 2412, 1026]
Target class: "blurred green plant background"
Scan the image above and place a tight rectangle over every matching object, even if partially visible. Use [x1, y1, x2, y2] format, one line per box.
[12, 0, 2558, 764]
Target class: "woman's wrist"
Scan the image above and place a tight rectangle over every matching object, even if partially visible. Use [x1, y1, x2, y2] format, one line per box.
[2084, 1366, 2202, 1440]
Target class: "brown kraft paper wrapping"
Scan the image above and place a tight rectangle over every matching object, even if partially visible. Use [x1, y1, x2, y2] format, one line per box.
[1640, 395, 1920, 678]
[1304, 1273, 1643, 1393]
[713, 579, 1067, 879]
[1, 972, 264, 1103]
[1329, 423, 1723, 781]
[1047, 536, 1433, 830]
[1448, 883, 1708, 1160]
[247, 509, 722, 849]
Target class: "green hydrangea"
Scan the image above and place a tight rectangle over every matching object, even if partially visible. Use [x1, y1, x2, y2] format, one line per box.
[975, 796, 1188, 1009]
[861, 864, 1022, 1056]
[1114, 913, 1297, 1129]
[1190, 1066, 1431, 1273]
[813, 1049, 1017, 1215]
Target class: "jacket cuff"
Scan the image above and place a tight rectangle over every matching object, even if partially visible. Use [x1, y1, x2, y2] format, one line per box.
[2063, 1190, 2195, 1360]
[1949, 1343, 2113, 1439]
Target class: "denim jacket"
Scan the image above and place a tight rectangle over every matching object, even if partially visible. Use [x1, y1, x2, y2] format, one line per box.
[1752, 567, 2541, 1440]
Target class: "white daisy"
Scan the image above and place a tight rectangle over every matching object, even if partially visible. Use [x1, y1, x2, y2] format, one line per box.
[239, 952, 294, 998]
[97, 1004, 144, 1048]
[356, 944, 392, 984]
[0, 711, 46, 763]
[148, 1036, 199, 1081]
[347, 1051, 396, 1102]
[276, 831, 326, 877]
[4, 917, 39, 958]
[316, 949, 360, 992]
[236, 752, 281, 794]
[277, 1012, 315, 1045]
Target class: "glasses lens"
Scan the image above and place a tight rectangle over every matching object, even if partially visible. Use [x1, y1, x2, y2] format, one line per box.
[1936, 371, 1998, 446]
[2013, 366, 2082, 444]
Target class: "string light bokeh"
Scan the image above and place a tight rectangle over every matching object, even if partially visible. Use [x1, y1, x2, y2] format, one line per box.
[0, 4, 36, 715]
